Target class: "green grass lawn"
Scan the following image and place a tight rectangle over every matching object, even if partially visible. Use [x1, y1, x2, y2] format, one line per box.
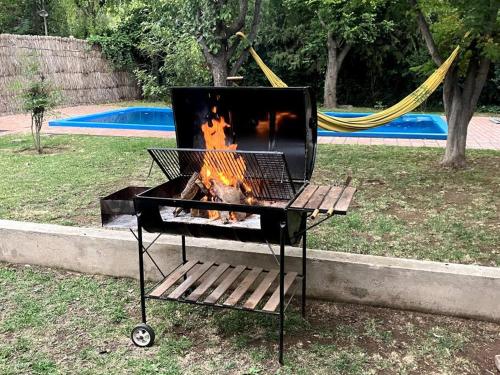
[1, 262, 498, 374]
[0, 133, 498, 266]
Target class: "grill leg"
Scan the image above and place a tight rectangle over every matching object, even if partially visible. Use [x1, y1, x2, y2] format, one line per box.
[279, 220, 286, 365]
[181, 235, 187, 264]
[137, 218, 147, 324]
[301, 231, 307, 318]
[181, 235, 187, 281]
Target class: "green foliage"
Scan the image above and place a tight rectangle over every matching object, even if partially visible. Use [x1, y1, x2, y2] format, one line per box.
[1, 0, 497, 107]
[0, 0, 112, 38]
[177, 0, 245, 54]
[159, 35, 211, 87]
[87, 0, 211, 98]
[311, 0, 394, 43]
[248, 0, 401, 105]
[418, 0, 500, 66]
[88, 1, 147, 69]
[16, 56, 60, 115]
[133, 69, 167, 101]
[73, 0, 110, 37]
[88, 33, 135, 69]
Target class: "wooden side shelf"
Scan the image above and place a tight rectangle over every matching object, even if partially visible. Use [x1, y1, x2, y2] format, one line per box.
[290, 184, 356, 215]
[147, 260, 300, 314]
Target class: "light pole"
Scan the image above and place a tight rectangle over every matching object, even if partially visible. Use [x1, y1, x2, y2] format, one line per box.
[38, 9, 48, 36]
[38, 0, 48, 36]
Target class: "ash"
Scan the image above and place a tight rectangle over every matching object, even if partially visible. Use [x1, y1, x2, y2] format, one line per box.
[159, 207, 261, 229]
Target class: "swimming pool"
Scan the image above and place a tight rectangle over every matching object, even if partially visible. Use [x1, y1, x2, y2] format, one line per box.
[321, 112, 447, 139]
[49, 107, 447, 139]
[49, 107, 174, 132]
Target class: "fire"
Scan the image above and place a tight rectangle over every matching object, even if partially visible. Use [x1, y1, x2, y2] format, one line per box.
[200, 106, 246, 188]
[199, 106, 248, 219]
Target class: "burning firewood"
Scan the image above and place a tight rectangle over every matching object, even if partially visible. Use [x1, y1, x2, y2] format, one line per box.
[211, 180, 245, 204]
[174, 172, 201, 217]
[191, 196, 209, 218]
[195, 179, 209, 196]
[210, 180, 247, 222]
[174, 171, 255, 223]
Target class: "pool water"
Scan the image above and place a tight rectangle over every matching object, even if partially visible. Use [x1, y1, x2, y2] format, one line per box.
[50, 107, 174, 131]
[49, 107, 447, 140]
[88, 108, 171, 127]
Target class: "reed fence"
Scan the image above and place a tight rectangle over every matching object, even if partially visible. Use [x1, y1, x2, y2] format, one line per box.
[0, 34, 139, 114]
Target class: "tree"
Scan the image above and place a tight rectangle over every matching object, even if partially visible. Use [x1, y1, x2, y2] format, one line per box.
[73, 0, 110, 37]
[15, 55, 60, 153]
[286, 0, 393, 108]
[409, 0, 500, 168]
[180, 0, 264, 86]
[244, 0, 326, 90]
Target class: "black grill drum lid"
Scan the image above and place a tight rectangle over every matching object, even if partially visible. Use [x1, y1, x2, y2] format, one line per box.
[171, 87, 317, 182]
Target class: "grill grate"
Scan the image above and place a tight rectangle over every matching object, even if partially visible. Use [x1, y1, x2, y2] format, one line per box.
[148, 148, 296, 201]
[148, 148, 295, 200]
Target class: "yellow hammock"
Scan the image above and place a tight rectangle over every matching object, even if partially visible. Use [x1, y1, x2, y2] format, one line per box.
[236, 32, 460, 132]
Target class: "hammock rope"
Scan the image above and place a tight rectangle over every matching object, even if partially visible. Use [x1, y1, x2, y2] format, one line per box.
[236, 32, 461, 132]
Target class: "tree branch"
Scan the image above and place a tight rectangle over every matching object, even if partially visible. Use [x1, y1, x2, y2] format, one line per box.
[408, 0, 443, 65]
[462, 53, 479, 101]
[227, 0, 249, 35]
[442, 67, 457, 118]
[198, 36, 215, 66]
[465, 55, 491, 114]
[229, 0, 263, 75]
[336, 43, 352, 70]
[317, 11, 327, 29]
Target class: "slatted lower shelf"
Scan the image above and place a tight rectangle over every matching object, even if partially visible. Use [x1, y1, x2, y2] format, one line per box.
[147, 260, 300, 314]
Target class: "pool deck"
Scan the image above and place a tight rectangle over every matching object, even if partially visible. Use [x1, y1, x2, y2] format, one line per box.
[0, 104, 499, 150]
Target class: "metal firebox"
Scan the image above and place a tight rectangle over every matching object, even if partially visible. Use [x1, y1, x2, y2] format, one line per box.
[100, 87, 355, 364]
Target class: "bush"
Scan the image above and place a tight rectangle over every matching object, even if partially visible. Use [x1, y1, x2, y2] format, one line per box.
[87, 33, 135, 70]
[133, 69, 168, 100]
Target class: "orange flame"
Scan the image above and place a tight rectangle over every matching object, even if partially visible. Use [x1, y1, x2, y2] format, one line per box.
[199, 107, 248, 219]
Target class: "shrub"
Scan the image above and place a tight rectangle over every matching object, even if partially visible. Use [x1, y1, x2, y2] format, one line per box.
[15, 55, 60, 153]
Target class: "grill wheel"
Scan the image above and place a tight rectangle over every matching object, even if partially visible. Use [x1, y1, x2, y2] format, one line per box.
[131, 323, 155, 347]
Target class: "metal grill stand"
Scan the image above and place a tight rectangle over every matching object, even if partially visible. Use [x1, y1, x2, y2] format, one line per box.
[132, 212, 305, 365]
[101, 148, 355, 364]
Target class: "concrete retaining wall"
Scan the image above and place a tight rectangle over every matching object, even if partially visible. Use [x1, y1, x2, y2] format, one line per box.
[1, 219, 499, 322]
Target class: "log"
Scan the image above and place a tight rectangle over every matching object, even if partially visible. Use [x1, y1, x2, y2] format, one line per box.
[211, 181, 244, 204]
[195, 179, 209, 196]
[211, 181, 246, 222]
[191, 196, 209, 218]
[174, 172, 200, 217]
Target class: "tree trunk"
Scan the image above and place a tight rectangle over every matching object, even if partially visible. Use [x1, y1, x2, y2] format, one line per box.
[440, 56, 490, 168]
[211, 55, 228, 86]
[441, 98, 469, 168]
[323, 34, 338, 109]
[201, 47, 228, 86]
[32, 112, 43, 154]
[323, 33, 351, 109]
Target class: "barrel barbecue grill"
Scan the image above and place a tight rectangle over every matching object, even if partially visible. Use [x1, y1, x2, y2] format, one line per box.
[100, 87, 355, 364]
